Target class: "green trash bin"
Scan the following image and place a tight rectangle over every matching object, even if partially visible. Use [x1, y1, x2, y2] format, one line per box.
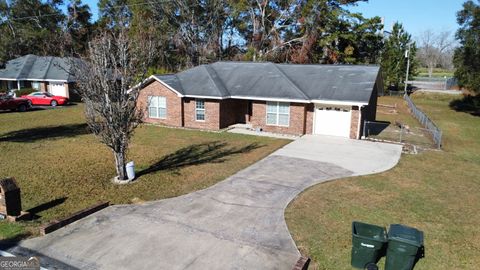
[385, 224, 425, 270]
[351, 221, 388, 269]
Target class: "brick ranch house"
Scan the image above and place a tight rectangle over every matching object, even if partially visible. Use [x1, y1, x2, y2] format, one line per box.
[0, 54, 77, 98]
[138, 62, 382, 139]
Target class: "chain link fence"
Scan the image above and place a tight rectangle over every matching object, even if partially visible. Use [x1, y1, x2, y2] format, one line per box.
[363, 121, 439, 150]
[404, 95, 442, 149]
[363, 95, 442, 150]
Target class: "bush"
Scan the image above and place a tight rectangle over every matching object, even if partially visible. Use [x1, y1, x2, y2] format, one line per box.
[14, 88, 36, 96]
[449, 95, 480, 116]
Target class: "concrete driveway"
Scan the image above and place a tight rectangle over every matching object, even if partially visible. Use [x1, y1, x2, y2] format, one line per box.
[6, 135, 402, 270]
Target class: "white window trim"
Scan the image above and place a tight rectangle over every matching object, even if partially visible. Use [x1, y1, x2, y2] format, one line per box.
[266, 101, 290, 127]
[195, 99, 206, 121]
[148, 96, 167, 119]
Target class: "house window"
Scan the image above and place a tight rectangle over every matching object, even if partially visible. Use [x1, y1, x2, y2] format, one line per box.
[148, 96, 167, 119]
[195, 99, 205, 121]
[266, 101, 290, 126]
[32, 81, 40, 90]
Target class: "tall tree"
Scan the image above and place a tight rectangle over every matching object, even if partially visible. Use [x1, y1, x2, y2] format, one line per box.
[64, 0, 93, 55]
[381, 22, 418, 91]
[97, 0, 131, 29]
[72, 27, 155, 181]
[149, 0, 230, 68]
[0, 0, 65, 63]
[454, 0, 480, 93]
[417, 29, 454, 77]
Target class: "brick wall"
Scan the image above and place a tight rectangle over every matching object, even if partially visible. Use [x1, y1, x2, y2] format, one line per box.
[183, 98, 221, 130]
[249, 101, 307, 135]
[137, 81, 183, 127]
[305, 104, 314, 134]
[350, 106, 360, 139]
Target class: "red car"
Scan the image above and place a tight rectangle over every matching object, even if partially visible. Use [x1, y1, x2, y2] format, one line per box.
[0, 94, 31, 112]
[21, 92, 69, 107]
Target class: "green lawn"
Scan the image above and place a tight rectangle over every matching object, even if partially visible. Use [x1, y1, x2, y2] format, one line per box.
[286, 93, 480, 269]
[370, 96, 436, 148]
[0, 104, 289, 240]
[416, 68, 455, 78]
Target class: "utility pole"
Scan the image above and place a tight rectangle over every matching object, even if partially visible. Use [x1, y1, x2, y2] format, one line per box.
[404, 43, 411, 96]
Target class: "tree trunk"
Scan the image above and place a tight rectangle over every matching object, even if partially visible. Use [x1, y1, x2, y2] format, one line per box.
[428, 65, 434, 78]
[114, 150, 127, 180]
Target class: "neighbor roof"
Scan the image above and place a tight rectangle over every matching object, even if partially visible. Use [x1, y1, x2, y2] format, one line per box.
[0, 55, 76, 82]
[149, 62, 381, 104]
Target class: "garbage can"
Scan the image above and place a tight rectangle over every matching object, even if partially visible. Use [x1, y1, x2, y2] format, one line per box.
[385, 224, 424, 270]
[126, 161, 135, 180]
[351, 221, 388, 269]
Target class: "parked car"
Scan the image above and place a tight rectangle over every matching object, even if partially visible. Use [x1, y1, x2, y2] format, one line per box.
[0, 94, 31, 112]
[21, 92, 69, 107]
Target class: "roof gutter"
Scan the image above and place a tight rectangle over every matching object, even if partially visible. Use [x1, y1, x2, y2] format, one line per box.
[0, 78, 69, 82]
[310, 99, 367, 107]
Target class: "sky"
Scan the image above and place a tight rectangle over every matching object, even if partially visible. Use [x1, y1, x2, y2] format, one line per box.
[75, 0, 465, 38]
[348, 0, 465, 37]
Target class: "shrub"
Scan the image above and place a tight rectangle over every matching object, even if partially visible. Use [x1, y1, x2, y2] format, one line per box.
[15, 88, 36, 96]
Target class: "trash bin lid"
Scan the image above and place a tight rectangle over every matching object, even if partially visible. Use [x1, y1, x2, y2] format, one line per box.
[388, 224, 424, 247]
[352, 221, 387, 242]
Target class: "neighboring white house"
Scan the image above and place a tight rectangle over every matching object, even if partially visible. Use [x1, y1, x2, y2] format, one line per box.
[0, 55, 77, 98]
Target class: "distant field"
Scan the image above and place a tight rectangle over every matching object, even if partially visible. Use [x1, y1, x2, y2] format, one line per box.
[286, 93, 480, 269]
[417, 68, 455, 78]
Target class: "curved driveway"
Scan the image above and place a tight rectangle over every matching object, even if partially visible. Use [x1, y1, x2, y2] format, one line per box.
[9, 135, 402, 270]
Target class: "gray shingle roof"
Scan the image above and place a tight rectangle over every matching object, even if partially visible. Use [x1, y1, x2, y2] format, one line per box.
[0, 55, 76, 82]
[151, 61, 380, 103]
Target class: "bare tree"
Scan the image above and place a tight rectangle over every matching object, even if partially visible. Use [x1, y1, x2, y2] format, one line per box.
[72, 27, 155, 181]
[417, 30, 455, 77]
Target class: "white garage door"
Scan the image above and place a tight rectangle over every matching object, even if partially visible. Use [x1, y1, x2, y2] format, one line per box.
[49, 83, 67, 97]
[314, 106, 352, 137]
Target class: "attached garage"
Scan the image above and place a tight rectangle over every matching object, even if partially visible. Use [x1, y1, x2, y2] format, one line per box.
[313, 105, 352, 137]
[48, 82, 68, 97]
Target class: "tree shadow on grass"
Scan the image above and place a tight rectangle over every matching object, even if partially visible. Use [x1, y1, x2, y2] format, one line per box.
[449, 95, 480, 116]
[26, 197, 68, 220]
[136, 141, 262, 178]
[0, 123, 89, 143]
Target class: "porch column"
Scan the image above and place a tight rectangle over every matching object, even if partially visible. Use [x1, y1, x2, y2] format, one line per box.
[17, 81, 20, 90]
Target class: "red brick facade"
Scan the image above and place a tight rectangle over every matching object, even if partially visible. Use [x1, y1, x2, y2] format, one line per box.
[138, 80, 377, 139]
[183, 98, 221, 130]
[138, 81, 183, 127]
[350, 107, 361, 139]
[248, 101, 308, 135]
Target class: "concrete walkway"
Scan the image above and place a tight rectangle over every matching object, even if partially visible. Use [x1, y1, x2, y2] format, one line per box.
[7, 135, 402, 270]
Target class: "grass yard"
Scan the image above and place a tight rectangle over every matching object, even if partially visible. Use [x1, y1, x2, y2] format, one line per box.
[286, 93, 480, 269]
[0, 104, 289, 240]
[417, 68, 455, 78]
[368, 96, 436, 148]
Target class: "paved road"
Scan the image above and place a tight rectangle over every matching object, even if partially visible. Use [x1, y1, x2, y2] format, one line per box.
[7, 135, 402, 270]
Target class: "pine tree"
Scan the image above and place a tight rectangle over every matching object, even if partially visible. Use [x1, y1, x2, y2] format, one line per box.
[380, 22, 418, 91]
[453, 0, 480, 94]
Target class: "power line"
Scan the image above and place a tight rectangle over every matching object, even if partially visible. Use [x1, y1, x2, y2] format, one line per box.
[4, 1, 167, 22]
